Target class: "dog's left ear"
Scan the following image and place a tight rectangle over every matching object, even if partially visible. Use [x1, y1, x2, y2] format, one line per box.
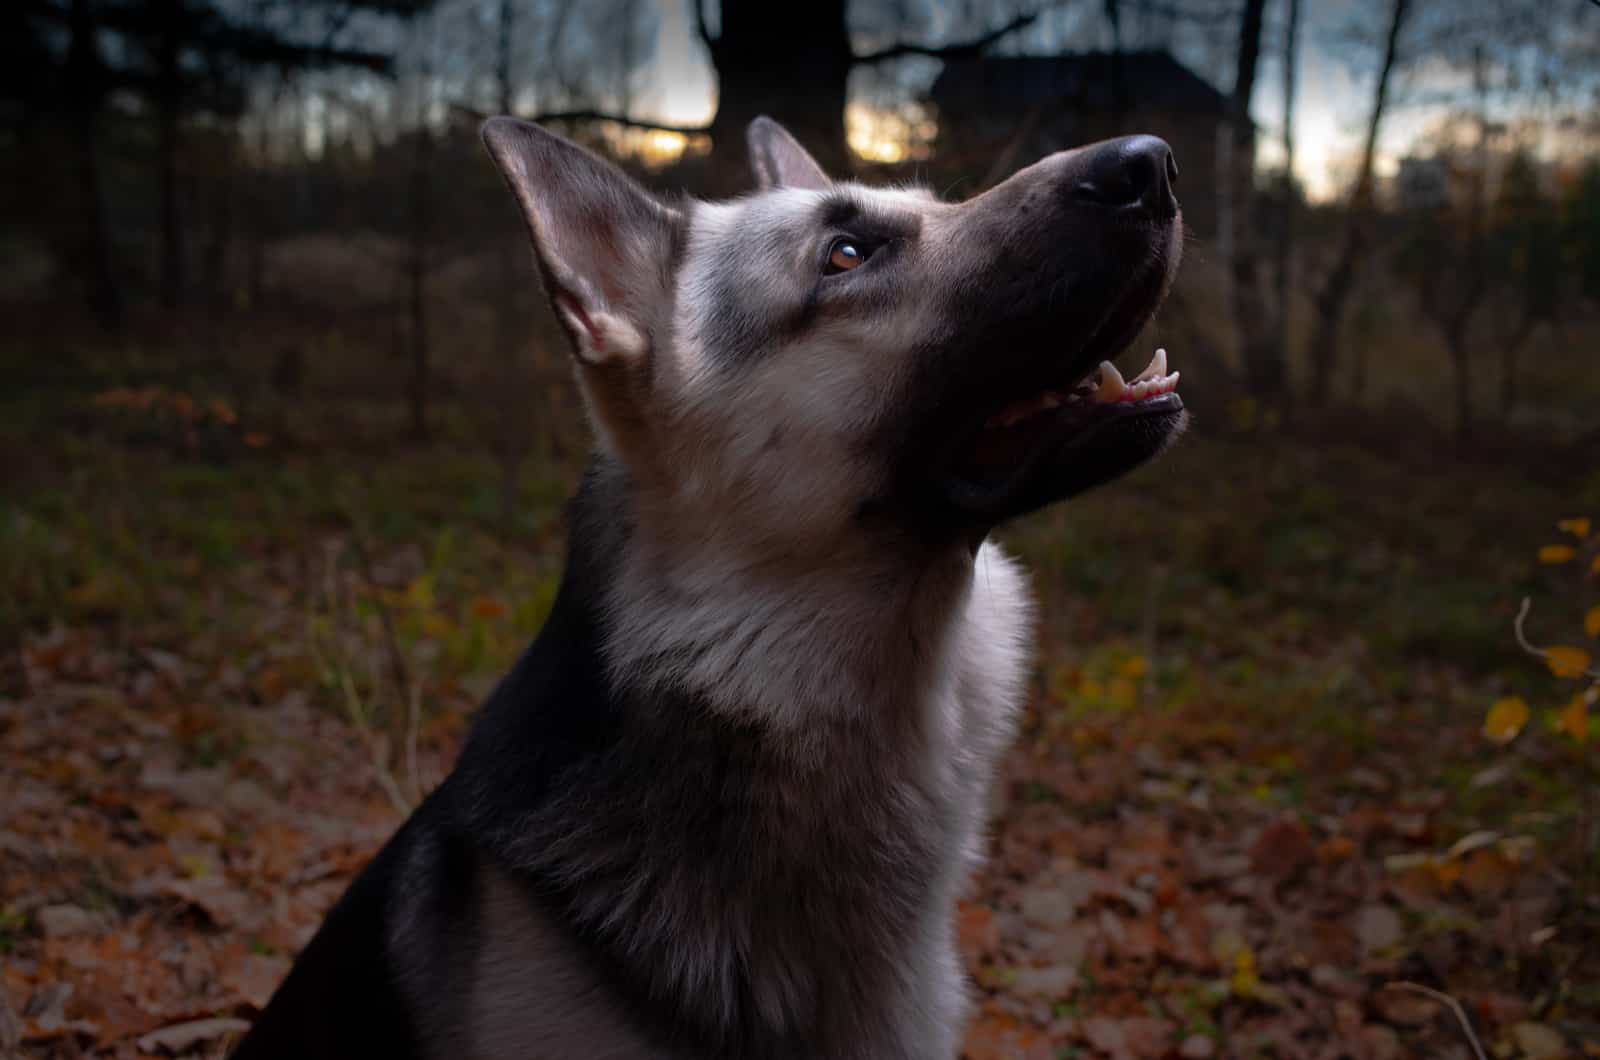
[747, 116, 830, 191]
[481, 117, 681, 367]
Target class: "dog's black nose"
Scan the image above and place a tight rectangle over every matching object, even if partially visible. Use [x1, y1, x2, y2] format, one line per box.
[1071, 135, 1178, 220]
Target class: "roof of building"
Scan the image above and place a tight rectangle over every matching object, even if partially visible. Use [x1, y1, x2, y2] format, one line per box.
[929, 50, 1231, 118]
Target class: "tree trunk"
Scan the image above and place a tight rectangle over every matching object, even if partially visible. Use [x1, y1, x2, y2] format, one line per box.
[493, 0, 527, 531]
[66, 0, 121, 330]
[700, 0, 853, 193]
[1227, 0, 1274, 397]
[156, 0, 184, 314]
[1307, 0, 1410, 406]
[1271, 0, 1301, 403]
[1499, 321, 1534, 420]
[203, 130, 237, 314]
[407, 123, 431, 442]
[1447, 327, 1473, 442]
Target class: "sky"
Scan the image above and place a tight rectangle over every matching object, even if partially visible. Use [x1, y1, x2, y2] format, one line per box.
[590, 0, 1586, 201]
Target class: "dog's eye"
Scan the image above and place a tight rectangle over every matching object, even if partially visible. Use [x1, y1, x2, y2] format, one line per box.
[824, 239, 867, 275]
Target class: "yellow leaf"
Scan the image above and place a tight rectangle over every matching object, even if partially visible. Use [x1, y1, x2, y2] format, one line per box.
[1558, 517, 1592, 538]
[1117, 655, 1148, 679]
[1586, 606, 1600, 639]
[1538, 545, 1577, 564]
[1546, 646, 1592, 679]
[403, 575, 435, 610]
[1229, 946, 1259, 998]
[1558, 695, 1590, 744]
[1593, 554, 1600, 575]
[1483, 697, 1530, 744]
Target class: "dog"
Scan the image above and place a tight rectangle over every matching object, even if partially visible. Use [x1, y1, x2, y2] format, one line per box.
[232, 115, 1185, 1060]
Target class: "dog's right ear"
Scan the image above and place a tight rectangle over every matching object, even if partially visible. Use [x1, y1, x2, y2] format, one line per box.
[481, 117, 681, 367]
[747, 116, 830, 191]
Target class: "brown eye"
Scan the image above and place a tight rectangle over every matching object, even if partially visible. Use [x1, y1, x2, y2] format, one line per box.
[825, 240, 865, 275]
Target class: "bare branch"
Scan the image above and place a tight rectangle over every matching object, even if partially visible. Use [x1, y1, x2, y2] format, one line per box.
[854, 9, 1042, 65]
[1125, 0, 1243, 22]
[449, 102, 709, 136]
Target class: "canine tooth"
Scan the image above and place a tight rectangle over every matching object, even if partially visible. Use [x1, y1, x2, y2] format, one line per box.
[1134, 347, 1168, 383]
[1094, 361, 1127, 403]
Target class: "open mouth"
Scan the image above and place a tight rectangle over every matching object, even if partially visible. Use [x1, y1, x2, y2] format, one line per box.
[959, 346, 1183, 481]
[938, 296, 1186, 524]
[986, 348, 1180, 429]
[922, 211, 1187, 526]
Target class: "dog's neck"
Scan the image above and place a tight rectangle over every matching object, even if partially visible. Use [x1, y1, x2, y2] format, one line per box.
[584, 459, 1030, 755]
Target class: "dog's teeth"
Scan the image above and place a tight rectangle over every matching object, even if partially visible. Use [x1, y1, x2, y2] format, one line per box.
[1093, 361, 1127, 403]
[1133, 347, 1168, 383]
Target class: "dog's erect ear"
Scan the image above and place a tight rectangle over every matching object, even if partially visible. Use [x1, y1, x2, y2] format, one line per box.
[481, 117, 681, 366]
[747, 116, 830, 191]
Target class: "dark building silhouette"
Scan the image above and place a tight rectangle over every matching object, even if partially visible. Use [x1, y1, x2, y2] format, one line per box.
[930, 50, 1233, 236]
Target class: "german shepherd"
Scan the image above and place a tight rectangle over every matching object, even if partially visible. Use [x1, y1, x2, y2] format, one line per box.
[232, 115, 1185, 1059]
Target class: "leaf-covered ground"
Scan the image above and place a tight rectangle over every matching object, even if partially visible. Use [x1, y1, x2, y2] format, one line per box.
[3, 399, 1597, 1059]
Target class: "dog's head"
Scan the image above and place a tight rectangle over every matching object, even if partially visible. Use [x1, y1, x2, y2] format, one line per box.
[483, 116, 1185, 552]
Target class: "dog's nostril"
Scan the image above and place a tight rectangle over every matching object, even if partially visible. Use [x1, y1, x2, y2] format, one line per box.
[1073, 135, 1178, 220]
[1072, 178, 1129, 207]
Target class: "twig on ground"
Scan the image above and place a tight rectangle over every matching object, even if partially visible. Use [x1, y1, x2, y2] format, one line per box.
[1384, 982, 1488, 1060]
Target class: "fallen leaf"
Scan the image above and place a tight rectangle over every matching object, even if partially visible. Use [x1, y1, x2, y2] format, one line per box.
[136, 1016, 250, 1055]
[1546, 646, 1592, 679]
[160, 876, 257, 930]
[1372, 989, 1435, 1027]
[1511, 1021, 1568, 1059]
[1558, 517, 1592, 538]
[221, 953, 289, 1011]
[1317, 834, 1358, 864]
[1483, 697, 1530, 744]
[1248, 818, 1314, 881]
[1586, 606, 1600, 638]
[957, 902, 999, 962]
[35, 904, 96, 938]
[1538, 545, 1576, 564]
[1082, 1016, 1172, 1060]
[1018, 881, 1082, 930]
[0, 987, 20, 1053]
[1358, 1024, 1403, 1060]
[1446, 830, 1501, 860]
[962, 1012, 1053, 1060]
[1012, 964, 1076, 999]
[1558, 694, 1590, 743]
[1355, 905, 1403, 957]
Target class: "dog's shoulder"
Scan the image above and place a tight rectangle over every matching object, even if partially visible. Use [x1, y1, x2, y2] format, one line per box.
[449, 466, 631, 847]
[232, 791, 469, 1060]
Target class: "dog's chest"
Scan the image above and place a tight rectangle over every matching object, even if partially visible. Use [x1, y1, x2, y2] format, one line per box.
[523, 702, 982, 1057]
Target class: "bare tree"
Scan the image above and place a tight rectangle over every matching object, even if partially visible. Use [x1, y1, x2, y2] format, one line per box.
[404, 19, 435, 441]
[1224, 0, 1273, 397]
[1305, 0, 1410, 406]
[64, 0, 122, 329]
[1269, 0, 1300, 401]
